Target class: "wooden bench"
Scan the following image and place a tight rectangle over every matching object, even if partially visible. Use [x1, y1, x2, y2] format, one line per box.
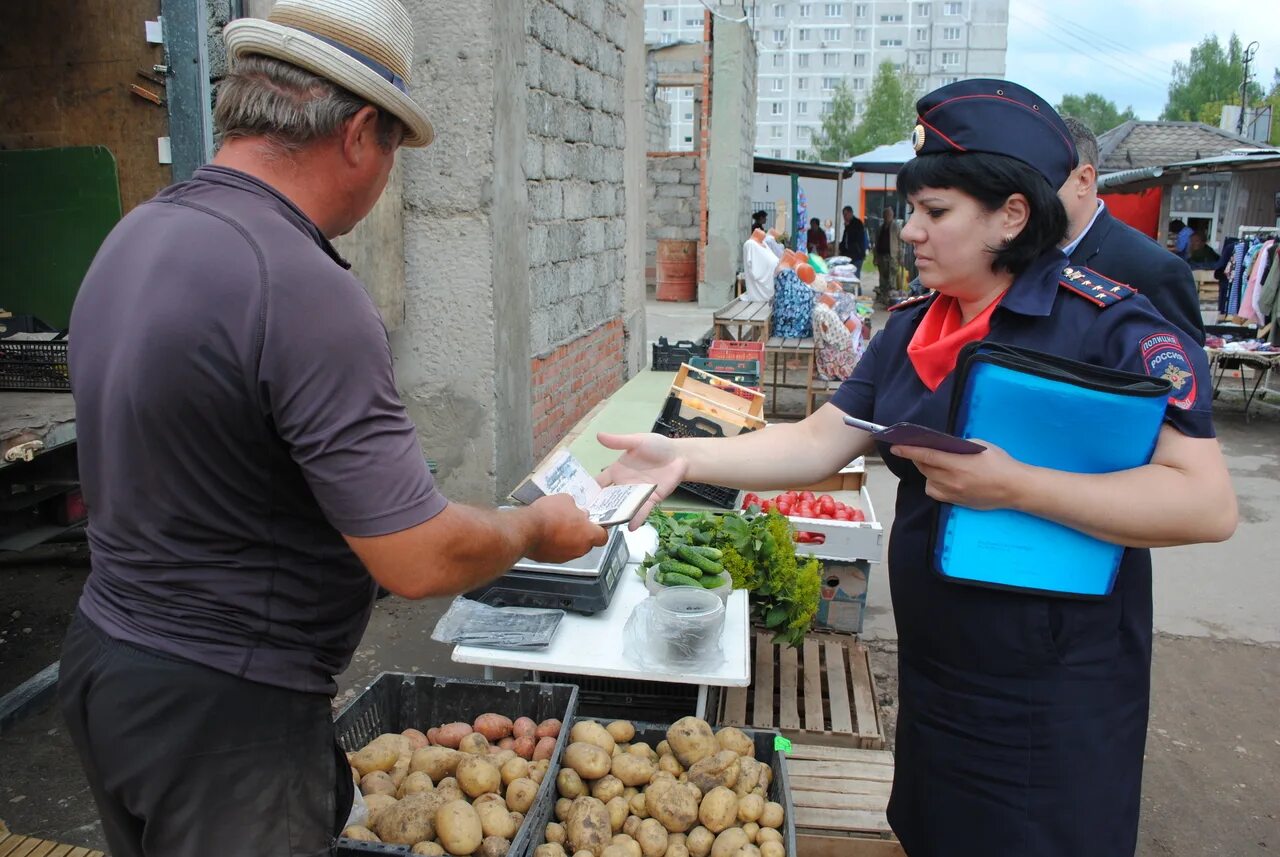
[712, 299, 771, 343]
[762, 336, 816, 417]
[0, 832, 106, 857]
[719, 630, 884, 749]
[789, 743, 901, 857]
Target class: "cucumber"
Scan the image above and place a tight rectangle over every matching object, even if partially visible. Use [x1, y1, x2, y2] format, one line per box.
[659, 559, 704, 579]
[661, 572, 703, 587]
[675, 546, 723, 576]
[699, 573, 726, 589]
[686, 545, 723, 561]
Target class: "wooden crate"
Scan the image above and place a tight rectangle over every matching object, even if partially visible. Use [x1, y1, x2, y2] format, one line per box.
[789, 743, 899, 856]
[719, 631, 884, 749]
[0, 832, 105, 857]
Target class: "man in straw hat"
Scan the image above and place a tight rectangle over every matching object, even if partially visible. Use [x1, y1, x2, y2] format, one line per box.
[58, 1, 607, 854]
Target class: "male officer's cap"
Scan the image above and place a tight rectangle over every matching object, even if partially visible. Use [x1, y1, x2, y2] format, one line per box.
[909, 78, 1078, 189]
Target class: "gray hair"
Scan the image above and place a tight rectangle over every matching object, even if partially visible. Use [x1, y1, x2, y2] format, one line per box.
[1062, 116, 1099, 170]
[214, 55, 402, 153]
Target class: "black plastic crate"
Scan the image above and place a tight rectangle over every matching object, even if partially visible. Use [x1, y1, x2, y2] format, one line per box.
[537, 673, 702, 723]
[652, 336, 709, 371]
[0, 339, 70, 391]
[689, 356, 762, 388]
[524, 720, 796, 857]
[652, 396, 748, 509]
[333, 673, 579, 856]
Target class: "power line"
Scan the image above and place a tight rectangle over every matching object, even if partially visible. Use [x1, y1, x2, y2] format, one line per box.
[1008, 10, 1170, 90]
[1022, 0, 1176, 81]
[1008, 10, 1170, 94]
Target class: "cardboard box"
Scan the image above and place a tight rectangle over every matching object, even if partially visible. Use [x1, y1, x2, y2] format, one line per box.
[815, 559, 871, 634]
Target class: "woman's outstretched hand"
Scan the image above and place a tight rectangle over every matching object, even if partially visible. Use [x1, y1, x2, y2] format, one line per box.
[596, 432, 688, 530]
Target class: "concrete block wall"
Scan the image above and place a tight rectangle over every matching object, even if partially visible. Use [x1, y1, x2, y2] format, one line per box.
[645, 153, 702, 287]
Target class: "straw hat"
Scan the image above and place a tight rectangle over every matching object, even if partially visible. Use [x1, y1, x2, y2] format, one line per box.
[223, 0, 433, 147]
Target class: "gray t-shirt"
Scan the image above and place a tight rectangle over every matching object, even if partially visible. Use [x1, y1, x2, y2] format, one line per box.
[69, 165, 446, 695]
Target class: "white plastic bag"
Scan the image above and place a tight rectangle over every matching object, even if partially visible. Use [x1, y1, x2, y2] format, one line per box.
[623, 587, 725, 671]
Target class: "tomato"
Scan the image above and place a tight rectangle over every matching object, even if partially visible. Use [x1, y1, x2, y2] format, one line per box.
[835, 510, 852, 521]
[782, 490, 798, 503]
[777, 499, 793, 515]
[799, 491, 815, 503]
[849, 509, 865, 522]
[760, 499, 773, 512]
[817, 495, 836, 516]
[742, 492, 760, 509]
[798, 503, 816, 519]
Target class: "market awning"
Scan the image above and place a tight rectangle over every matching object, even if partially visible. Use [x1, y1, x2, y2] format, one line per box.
[752, 155, 855, 180]
[849, 140, 915, 174]
[1098, 149, 1280, 192]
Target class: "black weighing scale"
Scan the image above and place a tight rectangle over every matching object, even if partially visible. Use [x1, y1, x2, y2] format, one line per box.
[465, 527, 629, 614]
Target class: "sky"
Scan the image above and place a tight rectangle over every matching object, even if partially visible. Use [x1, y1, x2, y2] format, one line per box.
[1005, 0, 1279, 122]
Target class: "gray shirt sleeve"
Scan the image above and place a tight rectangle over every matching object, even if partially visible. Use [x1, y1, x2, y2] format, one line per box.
[258, 262, 447, 537]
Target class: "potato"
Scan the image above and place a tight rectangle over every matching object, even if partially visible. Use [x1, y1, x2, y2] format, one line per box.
[758, 764, 773, 788]
[436, 777, 464, 803]
[697, 788, 738, 834]
[558, 768, 588, 799]
[666, 845, 690, 857]
[530, 761, 549, 784]
[556, 797, 575, 821]
[363, 793, 399, 827]
[535, 736, 559, 761]
[565, 742, 613, 780]
[686, 827, 714, 857]
[709, 828, 750, 857]
[575, 852, 596, 857]
[508, 777, 539, 814]
[611, 753, 657, 787]
[352, 766, 361, 786]
[566, 796, 613, 857]
[435, 723, 474, 749]
[412, 842, 445, 856]
[458, 755, 503, 799]
[536, 718, 563, 739]
[602, 848, 631, 857]
[759, 843, 784, 857]
[362, 770, 398, 797]
[512, 716, 537, 739]
[612, 835, 642, 857]
[412, 746, 462, 781]
[713, 728, 755, 758]
[656, 741, 672, 756]
[741, 822, 760, 845]
[738, 846, 762, 857]
[353, 743, 400, 777]
[759, 802, 784, 829]
[402, 728, 430, 750]
[591, 774, 624, 803]
[434, 799, 484, 855]
[636, 818, 670, 857]
[477, 796, 519, 839]
[736, 794, 764, 824]
[460, 732, 492, 755]
[475, 713, 515, 742]
[342, 825, 380, 842]
[629, 791, 648, 818]
[606, 721, 636, 743]
[374, 791, 440, 846]
[544, 821, 567, 844]
[607, 795, 629, 832]
[398, 771, 434, 799]
[499, 756, 529, 786]
[535, 846, 568, 857]
[665, 718, 718, 768]
[514, 736, 537, 760]
[643, 778, 699, 833]
[733, 758, 762, 798]
[623, 814, 643, 837]
[493, 749, 517, 766]
[756, 829, 782, 847]
[390, 754, 414, 788]
[479, 835, 512, 857]
[512, 811, 526, 828]
[499, 737, 517, 751]
[628, 743, 655, 760]
[750, 786, 765, 799]
[571, 721, 618, 755]
[687, 751, 740, 794]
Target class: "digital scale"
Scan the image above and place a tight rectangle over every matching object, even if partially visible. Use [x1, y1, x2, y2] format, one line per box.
[465, 527, 630, 615]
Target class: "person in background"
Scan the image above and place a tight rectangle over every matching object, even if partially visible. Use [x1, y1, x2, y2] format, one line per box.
[838, 205, 867, 274]
[807, 216, 829, 257]
[1059, 118, 1204, 344]
[58, 2, 606, 855]
[874, 206, 901, 302]
[751, 209, 768, 235]
[1187, 231, 1221, 269]
[823, 218, 836, 245]
[1170, 218, 1195, 259]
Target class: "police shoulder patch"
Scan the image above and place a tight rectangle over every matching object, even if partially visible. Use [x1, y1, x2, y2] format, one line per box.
[887, 291, 935, 312]
[1058, 265, 1138, 308]
[1140, 331, 1197, 410]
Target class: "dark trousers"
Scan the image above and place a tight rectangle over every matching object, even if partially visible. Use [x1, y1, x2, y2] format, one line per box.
[58, 611, 351, 857]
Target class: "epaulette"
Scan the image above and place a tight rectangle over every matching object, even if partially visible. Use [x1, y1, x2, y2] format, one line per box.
[887, 291, 935, 312]
[1058, 265, 1137, 308]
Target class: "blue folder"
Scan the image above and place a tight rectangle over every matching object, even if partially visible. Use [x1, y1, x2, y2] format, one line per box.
[934, 342, 1172, 598]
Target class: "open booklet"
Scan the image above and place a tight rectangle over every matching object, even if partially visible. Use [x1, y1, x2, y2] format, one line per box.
[509, 449, 656, 528]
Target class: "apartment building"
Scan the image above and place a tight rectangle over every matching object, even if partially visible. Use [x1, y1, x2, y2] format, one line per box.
[644, 0, 1009, 158]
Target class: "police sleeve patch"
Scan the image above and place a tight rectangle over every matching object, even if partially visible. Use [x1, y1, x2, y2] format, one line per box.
[1140, 332, 1196, 410]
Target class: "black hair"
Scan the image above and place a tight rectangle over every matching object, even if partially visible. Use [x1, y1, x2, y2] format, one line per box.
[810, 217, 821, 227]
[897, 151, 1068, 276]
[842, 205, 853, 214]
[753, 210, 767, 220]
[1169, 218, 1186, 230]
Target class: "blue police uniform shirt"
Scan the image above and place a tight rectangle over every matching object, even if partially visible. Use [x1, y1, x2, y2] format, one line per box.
[828, 248, 1214, 857]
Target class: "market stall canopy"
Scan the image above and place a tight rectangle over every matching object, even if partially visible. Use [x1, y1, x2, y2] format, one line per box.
[1098, 148, 1280, 192]
[753, 155, 855, 180]
[849, 140, 915, 174]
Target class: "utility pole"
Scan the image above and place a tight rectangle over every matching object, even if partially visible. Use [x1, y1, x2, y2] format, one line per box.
[1238, 40, 1259, 136]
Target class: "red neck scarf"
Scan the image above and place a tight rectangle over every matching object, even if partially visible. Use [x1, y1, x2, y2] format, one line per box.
[906, 293, 1005, 391]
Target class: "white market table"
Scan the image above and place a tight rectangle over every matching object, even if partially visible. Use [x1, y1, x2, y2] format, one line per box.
[451, 527, 750, 719]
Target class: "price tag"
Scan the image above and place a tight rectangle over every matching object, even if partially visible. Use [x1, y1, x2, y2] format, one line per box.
[773, 735, 792, 754]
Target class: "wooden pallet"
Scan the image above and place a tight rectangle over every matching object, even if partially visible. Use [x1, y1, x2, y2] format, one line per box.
[0, 833, 105, 857]
[719, 630, 884, 749]
[789, 743, 899, 856]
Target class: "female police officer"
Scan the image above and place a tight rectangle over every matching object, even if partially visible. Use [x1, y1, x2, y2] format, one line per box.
[598, 79, 1236, 856]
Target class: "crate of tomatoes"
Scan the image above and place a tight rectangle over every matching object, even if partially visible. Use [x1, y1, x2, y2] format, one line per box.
[738, 489, 882, 561]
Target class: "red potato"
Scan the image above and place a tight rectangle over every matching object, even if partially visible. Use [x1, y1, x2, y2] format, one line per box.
[474, 713, 515, 742]
[513, 717, 537, 739]
[513, 736, 536, 760]
[427, 728, 441, 745]
[533, 736, 557, 761]
[535, 719, 562, 739]
[499, 737, 516, 751]
[402, 728, 429, 750]
[435, 723, 474, 749]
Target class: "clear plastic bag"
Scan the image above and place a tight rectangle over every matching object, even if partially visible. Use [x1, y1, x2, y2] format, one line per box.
[623, 587, 725, 671]
[431, 597, 564, 650]
[345, 789, 368, 829]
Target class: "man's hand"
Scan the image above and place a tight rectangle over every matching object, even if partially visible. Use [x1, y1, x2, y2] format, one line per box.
[596, 432, 687, 530]
[525, 493, 609, 563]
[891, 440, 1030, 510]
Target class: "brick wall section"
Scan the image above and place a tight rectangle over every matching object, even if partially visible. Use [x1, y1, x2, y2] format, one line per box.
[645, 152, 702, 286]
[531, 319, 626, 458]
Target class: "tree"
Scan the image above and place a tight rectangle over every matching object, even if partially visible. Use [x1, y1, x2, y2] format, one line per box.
[805, 61, 919, 161]
[1161, 34, 1263, 121]
[1055, 92, 1137, 136]
[807, 81, 859, 161]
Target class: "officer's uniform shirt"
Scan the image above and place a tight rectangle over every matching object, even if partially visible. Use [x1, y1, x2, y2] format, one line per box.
[829, 249, 1213, 857]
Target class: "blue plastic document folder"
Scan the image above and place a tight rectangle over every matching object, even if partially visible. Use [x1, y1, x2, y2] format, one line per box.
[935, 342, 1173, 598]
